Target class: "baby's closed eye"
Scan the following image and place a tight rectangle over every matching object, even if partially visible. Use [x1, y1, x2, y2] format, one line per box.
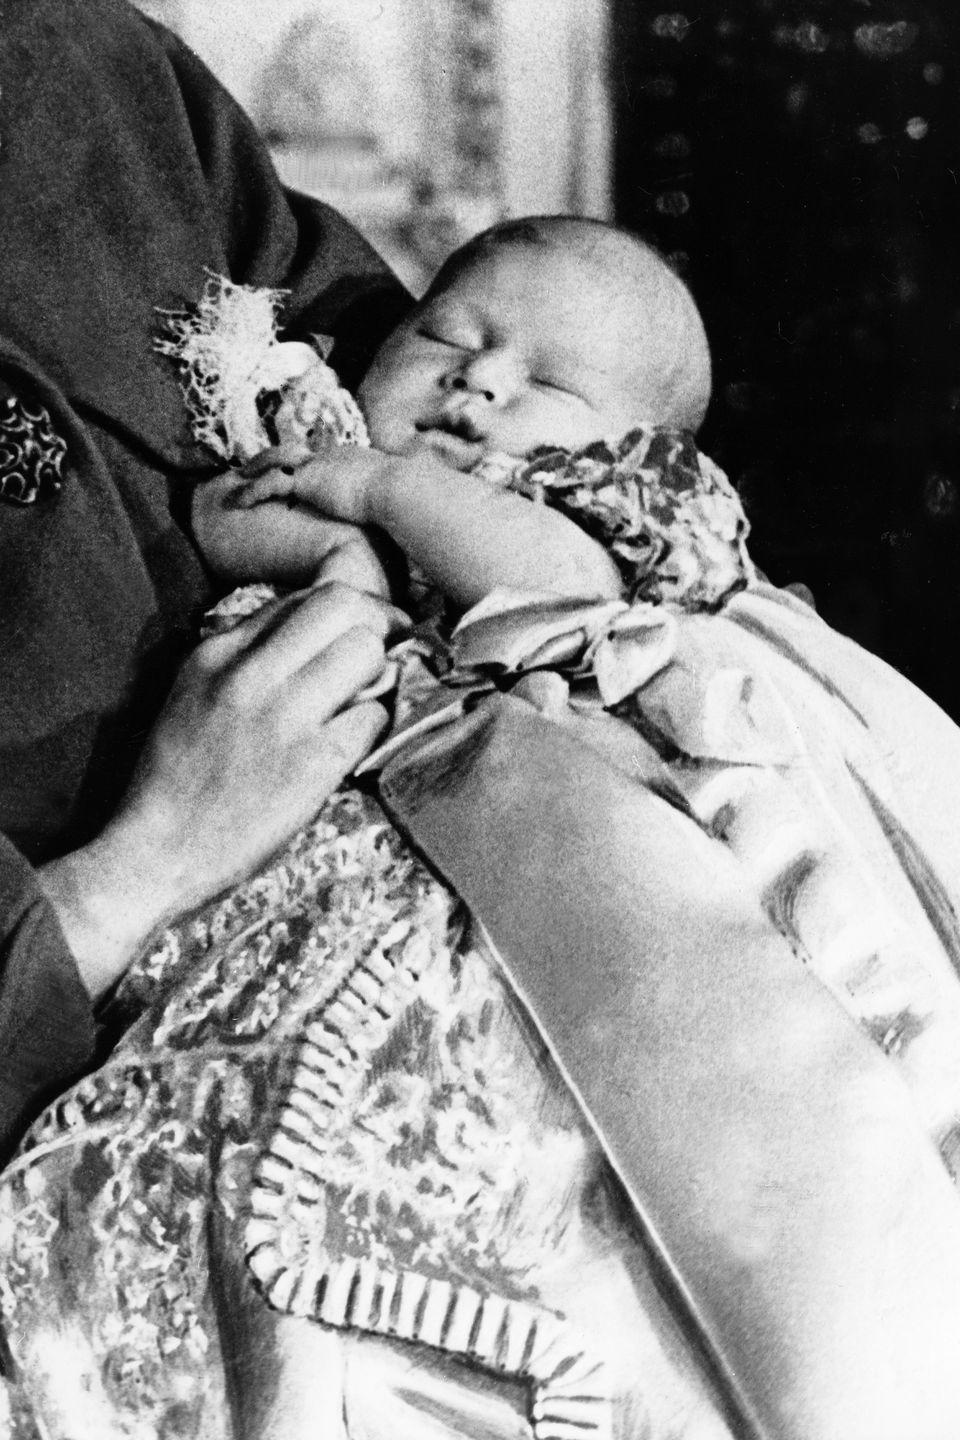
[531, 375, 592, 405]
[533, 376, 576, 394]
[417, 325, 477, 351]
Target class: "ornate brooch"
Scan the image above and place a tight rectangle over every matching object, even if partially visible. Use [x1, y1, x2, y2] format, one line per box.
[0, 394, 68, 505]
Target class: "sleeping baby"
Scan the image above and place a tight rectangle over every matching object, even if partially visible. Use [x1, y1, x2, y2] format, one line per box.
[4, 218, 960, 1440]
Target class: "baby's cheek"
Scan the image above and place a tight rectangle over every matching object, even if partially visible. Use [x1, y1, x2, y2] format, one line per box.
[357, 387, 407, 453]
[511, 397, 606, 455]
[358, 360, 412, 436]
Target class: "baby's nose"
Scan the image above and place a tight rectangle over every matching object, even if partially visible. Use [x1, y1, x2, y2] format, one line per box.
[443, 352, 515, 405]
[444, 373, 495, 403]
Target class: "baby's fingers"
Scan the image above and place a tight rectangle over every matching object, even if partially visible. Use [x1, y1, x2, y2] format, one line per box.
[227, 472, 303, 509]
[238, 443, 290, 479]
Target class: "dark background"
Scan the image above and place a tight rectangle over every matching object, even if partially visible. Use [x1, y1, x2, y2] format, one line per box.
[612, 1, 960, 716]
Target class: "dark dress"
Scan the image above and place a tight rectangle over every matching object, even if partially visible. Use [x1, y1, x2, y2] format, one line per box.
[0, 0, 410, 1158]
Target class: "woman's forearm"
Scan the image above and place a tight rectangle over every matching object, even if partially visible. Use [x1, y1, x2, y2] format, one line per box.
[39, 834, 169, 1000]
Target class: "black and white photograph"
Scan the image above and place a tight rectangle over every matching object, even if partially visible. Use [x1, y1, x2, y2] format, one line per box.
[0, 3, 959, 1437]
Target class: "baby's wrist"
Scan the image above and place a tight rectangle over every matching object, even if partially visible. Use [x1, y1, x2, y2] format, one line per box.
[361, 453, 407, 530]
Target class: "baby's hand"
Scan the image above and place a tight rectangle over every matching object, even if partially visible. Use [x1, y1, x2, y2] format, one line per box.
[235, 445, 402, 528]
[233, 445, 621, 606]
[192, 466, 393, 596]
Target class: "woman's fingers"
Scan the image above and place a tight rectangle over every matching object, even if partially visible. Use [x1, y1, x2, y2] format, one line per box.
[194, 585, 307, 660]
[197, 582, 408, 690]
[298, 701, 390, 798]
[100, 588, 403, 919]
[250, 584, 407, 694]
[280, 626, 395, 733]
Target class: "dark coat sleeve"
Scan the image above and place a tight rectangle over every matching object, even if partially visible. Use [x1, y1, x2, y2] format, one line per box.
[0, 835, 97, 1161]
[0, 0, 413, 1156]
[0, 0, 413, 473]
[145, 13, 413, 393]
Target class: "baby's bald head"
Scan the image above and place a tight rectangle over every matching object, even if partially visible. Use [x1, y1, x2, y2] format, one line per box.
[427, 215, 712, 432]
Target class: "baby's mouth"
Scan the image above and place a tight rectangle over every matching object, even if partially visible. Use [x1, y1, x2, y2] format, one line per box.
[414, 412, 485, 467]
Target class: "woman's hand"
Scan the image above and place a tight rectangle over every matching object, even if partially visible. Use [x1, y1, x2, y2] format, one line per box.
[41, 582, 405, 998]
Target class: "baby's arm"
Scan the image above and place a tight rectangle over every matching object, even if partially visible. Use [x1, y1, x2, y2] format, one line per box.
[230, 446, 621, 606]
[192, 470, 392, 597]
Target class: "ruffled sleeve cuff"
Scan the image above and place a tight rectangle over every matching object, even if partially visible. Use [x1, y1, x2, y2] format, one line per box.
[509, 426, 757, 611]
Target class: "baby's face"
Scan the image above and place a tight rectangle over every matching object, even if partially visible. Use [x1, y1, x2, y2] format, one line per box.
[358, 245, 649, 469]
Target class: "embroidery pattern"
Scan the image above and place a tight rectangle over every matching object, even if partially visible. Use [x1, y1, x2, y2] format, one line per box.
[0, 396, 67, 505]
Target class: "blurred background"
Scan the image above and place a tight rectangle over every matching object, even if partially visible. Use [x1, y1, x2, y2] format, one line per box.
[136, 0, 960, 719]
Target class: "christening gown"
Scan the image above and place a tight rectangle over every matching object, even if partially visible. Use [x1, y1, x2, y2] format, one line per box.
[4, 427, 960, 1440]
